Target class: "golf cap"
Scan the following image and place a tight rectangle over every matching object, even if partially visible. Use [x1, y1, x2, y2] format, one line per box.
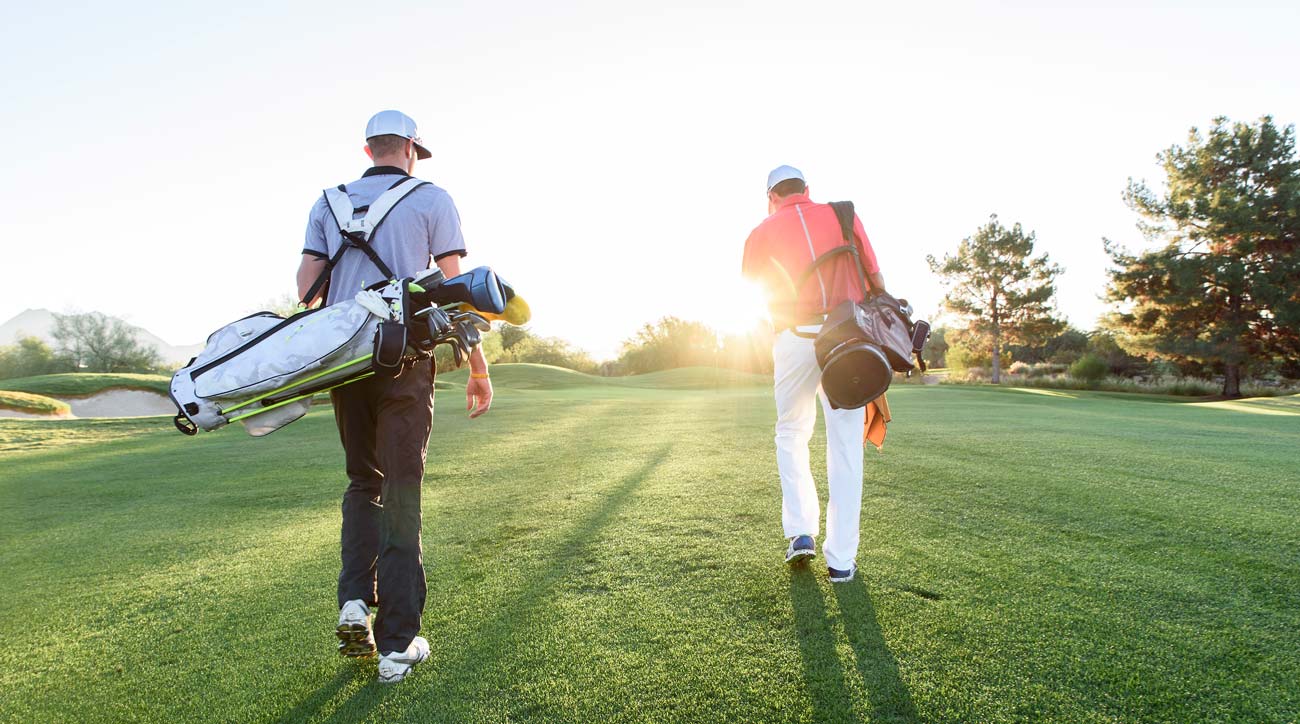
[365, 110, 432, 160]
[766, 165, 805, 192]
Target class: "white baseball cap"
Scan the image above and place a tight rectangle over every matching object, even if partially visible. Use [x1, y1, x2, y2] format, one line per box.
[365, 110, 432, 160]
[766, 164, 805, 192]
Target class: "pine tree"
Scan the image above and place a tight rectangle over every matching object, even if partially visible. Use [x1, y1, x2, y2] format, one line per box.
[928, 216, 1065, 383]
[1105, 116, 1300, 397]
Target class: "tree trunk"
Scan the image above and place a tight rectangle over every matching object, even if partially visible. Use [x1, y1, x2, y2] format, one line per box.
[1223, 363, 1242, 398]
[991, 327, 1002, 384]
[1223, 290, 1244, 398]
[990, 295, 1002, 384]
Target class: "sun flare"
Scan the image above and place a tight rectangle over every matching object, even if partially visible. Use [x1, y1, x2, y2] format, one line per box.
[703, 278, 771, 337]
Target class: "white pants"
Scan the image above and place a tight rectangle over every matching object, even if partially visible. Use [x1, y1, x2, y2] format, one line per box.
[773, 328, 866, 570]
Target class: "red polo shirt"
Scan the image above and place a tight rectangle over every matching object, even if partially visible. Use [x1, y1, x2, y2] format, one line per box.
[742, 193, 880, 323]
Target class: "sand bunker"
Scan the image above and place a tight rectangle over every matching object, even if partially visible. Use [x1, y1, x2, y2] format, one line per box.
[0, 389, 174, 420]
[59, 390, 175, 418]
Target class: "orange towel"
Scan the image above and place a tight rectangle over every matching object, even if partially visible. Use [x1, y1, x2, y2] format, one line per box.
[864, 393, 891, 451]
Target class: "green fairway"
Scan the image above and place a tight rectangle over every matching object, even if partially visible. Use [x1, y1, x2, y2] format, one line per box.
[1, 367, 1297, 723]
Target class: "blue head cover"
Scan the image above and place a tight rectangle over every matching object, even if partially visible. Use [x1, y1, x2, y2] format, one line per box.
[421, 266, 508, 314]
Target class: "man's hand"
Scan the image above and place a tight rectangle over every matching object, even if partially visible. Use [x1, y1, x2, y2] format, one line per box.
[435, 254, 492, 417]
[466, 374, 493, 418]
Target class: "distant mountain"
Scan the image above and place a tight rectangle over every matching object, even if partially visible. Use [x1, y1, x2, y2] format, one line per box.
[0, 309, 203, 364]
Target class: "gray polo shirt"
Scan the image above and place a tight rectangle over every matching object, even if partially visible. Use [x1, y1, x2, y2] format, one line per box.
[303, 166, 466, 306]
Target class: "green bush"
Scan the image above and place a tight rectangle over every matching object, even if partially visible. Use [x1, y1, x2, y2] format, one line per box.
[946, 340, 990, 371]
[1069, 354, 1108, 384]
[0, 337, 66, 380]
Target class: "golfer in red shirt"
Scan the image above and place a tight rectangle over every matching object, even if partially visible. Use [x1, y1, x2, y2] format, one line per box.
[742, 165, 887, 583]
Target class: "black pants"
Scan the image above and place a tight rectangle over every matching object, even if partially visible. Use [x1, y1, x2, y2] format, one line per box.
[331, 358, 434, 654]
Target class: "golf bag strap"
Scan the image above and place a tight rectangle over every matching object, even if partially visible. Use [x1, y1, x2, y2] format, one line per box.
[305, 177, 429, 306]
[300, 246, 343, 307]
[791, 201, 873, 309]
[324, 177, 428, 247]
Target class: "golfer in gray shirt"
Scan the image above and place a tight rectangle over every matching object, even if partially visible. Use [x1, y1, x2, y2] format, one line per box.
[296, 110, 494, 684]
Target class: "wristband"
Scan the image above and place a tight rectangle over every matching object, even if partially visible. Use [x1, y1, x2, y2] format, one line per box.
[470, 373, 490, 379]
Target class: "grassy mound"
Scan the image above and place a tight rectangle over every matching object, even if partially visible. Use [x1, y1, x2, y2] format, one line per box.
[0, 389, 70, 416]
[441, 363, 607, 390]
[0, 373, 170, 396]
[440, 364, 770, 391]
[1191, 392, 1300, 416]
[614, 366, 769, 389]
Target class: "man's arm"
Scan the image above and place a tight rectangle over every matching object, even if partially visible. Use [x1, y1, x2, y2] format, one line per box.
[435, 253, 492, 418]
[867, 270, 888, 295]
[296, 254, 328, 307]
[299, 201, 331, 307]
[852, 214, 887, 294]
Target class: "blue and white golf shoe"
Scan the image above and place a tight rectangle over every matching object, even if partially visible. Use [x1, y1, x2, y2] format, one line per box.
[785, 535, 816, 564]
[828, 564, 857, 583]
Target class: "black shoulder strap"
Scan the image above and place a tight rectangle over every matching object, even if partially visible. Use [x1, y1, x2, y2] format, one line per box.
[301, 243, 347, 307]
[829, 201, 856, 246]
[793, 200, 873, 302]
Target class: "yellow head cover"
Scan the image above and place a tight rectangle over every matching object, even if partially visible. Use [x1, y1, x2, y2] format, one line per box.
[457, 294, 531, 325]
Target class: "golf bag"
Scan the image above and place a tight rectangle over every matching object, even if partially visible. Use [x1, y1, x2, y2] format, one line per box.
[170, 263, 518, 437]
[804, 201, 930, 409]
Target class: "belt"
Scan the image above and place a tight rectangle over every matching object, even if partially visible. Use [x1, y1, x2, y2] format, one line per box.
[777, 314, 826, 339]
[776, 313, 826, 333]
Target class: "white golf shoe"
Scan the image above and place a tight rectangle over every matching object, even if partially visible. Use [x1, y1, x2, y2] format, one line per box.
[336, 599, 376, 657]
[378, 636, 430, 684]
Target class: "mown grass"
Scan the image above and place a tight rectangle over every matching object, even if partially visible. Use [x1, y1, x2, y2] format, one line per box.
[0, 389, 70, 415]
[0, 372, 171, 396]
[0, 372, 1297, 723]
[942, 370, 1299, 398]
[439, 363, 769, 390]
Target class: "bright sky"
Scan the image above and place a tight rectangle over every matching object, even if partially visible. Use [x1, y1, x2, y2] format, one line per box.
[2, 1, 1297, 359]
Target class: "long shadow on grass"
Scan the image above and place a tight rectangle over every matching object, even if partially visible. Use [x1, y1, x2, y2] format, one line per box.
[275, 665, 371, 723]
[315, 444, 673, 723]
[789, 567, 919, 723]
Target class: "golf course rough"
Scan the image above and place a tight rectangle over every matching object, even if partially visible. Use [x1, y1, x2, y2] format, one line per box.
[0, 365, 1296, 723]
[0, 389, 70, 417]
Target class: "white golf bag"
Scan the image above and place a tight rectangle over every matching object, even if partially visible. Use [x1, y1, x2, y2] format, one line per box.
[170, 272, 441, 436]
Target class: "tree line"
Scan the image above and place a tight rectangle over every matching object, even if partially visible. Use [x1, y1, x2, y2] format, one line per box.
[927, 115, 1299, 398]
[0, 313, 162, 379]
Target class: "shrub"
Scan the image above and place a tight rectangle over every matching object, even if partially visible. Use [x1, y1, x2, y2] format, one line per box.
[946, 340, 990, 371]
[1069, 354, 1108, 384]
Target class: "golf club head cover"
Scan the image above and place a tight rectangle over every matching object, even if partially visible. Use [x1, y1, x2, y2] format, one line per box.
[424, 267, 507, 315]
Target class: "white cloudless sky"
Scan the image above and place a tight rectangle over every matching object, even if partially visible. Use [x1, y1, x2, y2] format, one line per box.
[1, 0, 1296, 359]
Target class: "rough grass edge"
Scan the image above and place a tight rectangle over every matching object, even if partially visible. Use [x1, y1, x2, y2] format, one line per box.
[0, 373, 171, 396]
[0, 390, 72, 415]
[941, 372, 1300, 398]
